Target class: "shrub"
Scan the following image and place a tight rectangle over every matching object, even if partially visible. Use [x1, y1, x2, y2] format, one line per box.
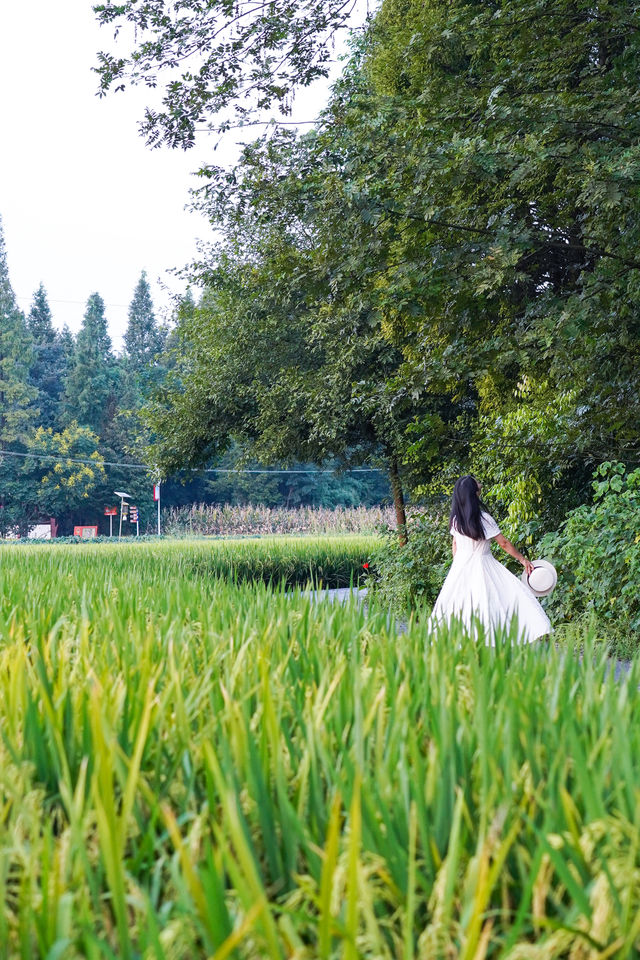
[539, 462, 640, 651]
[372, 510, 452, 614]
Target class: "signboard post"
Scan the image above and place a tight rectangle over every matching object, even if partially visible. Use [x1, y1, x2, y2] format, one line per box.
[73, 526, 98, 539]
[104, 506, 117, 537]
[153, 482, 161, 536]
[130, 505, 139, 537]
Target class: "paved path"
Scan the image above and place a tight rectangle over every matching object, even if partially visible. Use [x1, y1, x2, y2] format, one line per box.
[299, 587, 369, 604]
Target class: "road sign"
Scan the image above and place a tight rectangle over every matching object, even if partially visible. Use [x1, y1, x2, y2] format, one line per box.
[74, 526, 98, 539]
[104, 506, 117, 537]
[129, 505, 140, 537]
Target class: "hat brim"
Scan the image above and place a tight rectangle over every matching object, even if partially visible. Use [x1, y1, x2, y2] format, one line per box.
[521, 559, 557, 597]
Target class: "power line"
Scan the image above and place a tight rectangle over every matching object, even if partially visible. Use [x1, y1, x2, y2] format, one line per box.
[15, 295, 130, 309]
[0, 448, 384, 475]
[0, 449, 147, 471]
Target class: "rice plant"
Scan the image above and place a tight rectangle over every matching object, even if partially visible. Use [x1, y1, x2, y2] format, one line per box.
[0, 534, 374, 588]
[0, 541, 639, 957]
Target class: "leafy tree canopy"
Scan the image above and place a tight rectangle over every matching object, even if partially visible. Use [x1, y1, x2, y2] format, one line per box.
[93, 0, 363, 147]
[148, 0, 640, 538]
[27, 422, 107, 518]
[355, 0, 640, 529]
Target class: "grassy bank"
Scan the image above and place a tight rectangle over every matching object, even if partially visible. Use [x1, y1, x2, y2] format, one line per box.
[0, 542, 639, 957]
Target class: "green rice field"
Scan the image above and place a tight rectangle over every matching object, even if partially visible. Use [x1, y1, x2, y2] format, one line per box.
[1, 534, 374, 589]
[0, 539, 639, 958]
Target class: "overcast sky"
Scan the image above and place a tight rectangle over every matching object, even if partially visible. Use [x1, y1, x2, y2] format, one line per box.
[0, 1, 363, 349]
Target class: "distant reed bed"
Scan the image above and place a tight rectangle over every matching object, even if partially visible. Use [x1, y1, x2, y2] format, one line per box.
[162, 502, 395, 537]
[0, 541, 639, 957]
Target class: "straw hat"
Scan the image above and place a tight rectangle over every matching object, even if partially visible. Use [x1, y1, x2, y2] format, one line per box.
[521, 559, 557, 597]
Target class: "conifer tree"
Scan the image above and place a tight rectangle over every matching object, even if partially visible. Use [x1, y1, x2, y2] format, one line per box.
[0, 217, 38, 532]
[63, 293, 116, 435]
[26, 283, 54, 343]
[124, 272, 165, 369]
[27, 283, 66, 429]
[57, 324, 75, 367]
[122, 271, 167, 405]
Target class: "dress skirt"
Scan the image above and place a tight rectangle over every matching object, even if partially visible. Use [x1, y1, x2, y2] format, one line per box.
[431, 513, 552, 644]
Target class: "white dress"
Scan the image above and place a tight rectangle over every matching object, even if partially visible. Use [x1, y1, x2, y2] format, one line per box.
[431, 512, 551, 644]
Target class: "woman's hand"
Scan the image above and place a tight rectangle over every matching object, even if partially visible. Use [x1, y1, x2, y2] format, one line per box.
[522, 558, 534, 577]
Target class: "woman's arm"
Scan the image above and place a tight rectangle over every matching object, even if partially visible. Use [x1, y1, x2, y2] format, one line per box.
[494, 534, 533, 575]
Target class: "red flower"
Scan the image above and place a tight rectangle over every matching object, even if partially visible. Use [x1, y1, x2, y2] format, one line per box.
[362, 562, 369, 570]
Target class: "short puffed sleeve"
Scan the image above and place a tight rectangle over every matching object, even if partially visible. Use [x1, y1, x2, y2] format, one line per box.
[481, 513, 500, 539]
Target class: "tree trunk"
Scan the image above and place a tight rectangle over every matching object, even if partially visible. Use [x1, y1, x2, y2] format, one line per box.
[389, 456, 407, 546]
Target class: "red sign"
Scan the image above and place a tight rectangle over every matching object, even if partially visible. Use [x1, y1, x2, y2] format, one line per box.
[74, 526, 99, 539]
[153, 483, 161, 501]
[104, 507, 118, 516]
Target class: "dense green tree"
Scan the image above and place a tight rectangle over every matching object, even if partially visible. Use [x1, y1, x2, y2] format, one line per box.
[64, 293, 117, 435]
[0, 217, 38, 534]
[27, 421, 106, 522]
[146, 232, 418, 536]
[94, 0, 640, 539]
[356, 0, 640, 528]
[179, 0, 640, 532]
[144, 48, 469, 536]
[59, 295, 129, 532]
[27, 283, 67, 429]
[5, 0, 634, 535]
[91, 274, 171, 534]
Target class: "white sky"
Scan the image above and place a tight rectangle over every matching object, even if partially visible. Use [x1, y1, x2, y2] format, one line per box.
[0, 1, 364, 349]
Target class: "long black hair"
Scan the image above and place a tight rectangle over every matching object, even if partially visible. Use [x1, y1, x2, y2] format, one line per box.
[450, 475, 485, 540]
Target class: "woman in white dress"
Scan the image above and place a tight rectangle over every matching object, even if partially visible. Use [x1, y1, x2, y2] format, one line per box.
[431, 475, 551, 643]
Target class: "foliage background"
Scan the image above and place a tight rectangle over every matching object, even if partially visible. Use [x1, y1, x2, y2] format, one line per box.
[540, 462, 640, 654]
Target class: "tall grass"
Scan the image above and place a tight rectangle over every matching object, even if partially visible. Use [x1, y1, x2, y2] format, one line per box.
[162, 503, 395, 537]
[0, 542, 639, 957]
